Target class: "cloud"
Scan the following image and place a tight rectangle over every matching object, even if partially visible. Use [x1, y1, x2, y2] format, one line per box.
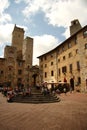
[0, 24, 14, 44]
[22, 0, 87, 38]
[33, 34, 59, 65]
[0, 0, 12, 24]
[0, 23, 14, 57]
[0, 0, 9, 12]
[22, 0, 87, 26]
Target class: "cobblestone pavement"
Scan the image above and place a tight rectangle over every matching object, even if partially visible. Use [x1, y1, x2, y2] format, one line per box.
[0, 92, 87, 130]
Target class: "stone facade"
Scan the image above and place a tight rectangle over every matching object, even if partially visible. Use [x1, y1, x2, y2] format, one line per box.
[38, 20, 87, 92]
[0, 25, 35, 88]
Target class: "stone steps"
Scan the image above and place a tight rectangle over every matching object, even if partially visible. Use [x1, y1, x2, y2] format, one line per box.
[12, 87, 60, 104]
[12, 94, 60, 104]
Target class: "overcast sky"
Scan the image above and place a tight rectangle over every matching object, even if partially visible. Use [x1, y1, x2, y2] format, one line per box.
[0, 0, 87, 65]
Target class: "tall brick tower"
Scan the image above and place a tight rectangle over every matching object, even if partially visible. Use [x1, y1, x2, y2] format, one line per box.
[12, 24, 25, 51]
[23, 36, 33, 68]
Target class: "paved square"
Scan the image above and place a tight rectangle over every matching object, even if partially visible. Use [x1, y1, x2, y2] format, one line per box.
[0, 92, 87, 130]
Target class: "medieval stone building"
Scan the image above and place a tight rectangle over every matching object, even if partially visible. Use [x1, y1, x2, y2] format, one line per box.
[0, 24, 41, 88]
[38, 19, 87, 92]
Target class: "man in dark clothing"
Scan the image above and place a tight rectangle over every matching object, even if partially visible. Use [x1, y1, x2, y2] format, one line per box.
[70, 78, 74, 92]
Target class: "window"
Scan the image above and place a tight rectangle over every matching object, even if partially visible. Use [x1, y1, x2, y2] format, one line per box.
[68, 52, 72, 58]
[18, 70, 22, 75]
[62, 66, 67, 73]
[27, 65, 30, 69]
[18, 78, 22, 82]
[77, 61, 80, 71]
[9, 67, 12, 71]
[63, 56, 65, 60]
[51, 62, 53, 65]
[45, 72, 47, 78]
[51, 70, 54, 76]
[76, 49, 79, 54]
[58, 59, 60, 62]
[69, 64, 72, 73]
[85, 43, 87, 49]
[1, 70, 3, 74]
[45, 64, 47, 68]
[0, 70, 3, 74]
[83, 30, 87, 38]
[78, 77, 81, 84]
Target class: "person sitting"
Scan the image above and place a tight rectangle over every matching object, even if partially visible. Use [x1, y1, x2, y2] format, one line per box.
[41, 85, 49, 96]
[7, 90, 14, 102]
[27, 87, 31, 96]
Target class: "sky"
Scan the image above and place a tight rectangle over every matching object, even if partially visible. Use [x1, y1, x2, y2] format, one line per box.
[0, 0, 87, 65]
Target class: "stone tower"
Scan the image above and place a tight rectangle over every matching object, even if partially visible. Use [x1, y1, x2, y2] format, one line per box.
[23, 36, 33, 68]
[70, 19, 82, 36]
[12, 24, 25, 51]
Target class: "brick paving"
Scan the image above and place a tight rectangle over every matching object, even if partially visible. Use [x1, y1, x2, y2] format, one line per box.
[0, 92, 87, 130]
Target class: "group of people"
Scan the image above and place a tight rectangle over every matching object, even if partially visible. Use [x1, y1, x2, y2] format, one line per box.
[1, 86, 31, 102]
[41, 84, 50, 96]
[0, 77, 75, 102]
[1, 86, 16, 102]
[40, 77, 75, 96]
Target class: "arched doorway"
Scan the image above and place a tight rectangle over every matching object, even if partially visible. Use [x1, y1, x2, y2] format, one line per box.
[32, 74, 38, 87]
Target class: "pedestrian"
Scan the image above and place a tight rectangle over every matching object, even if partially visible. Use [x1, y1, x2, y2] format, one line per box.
[70, 77, 74, 93]
[64, 77, 67, 83]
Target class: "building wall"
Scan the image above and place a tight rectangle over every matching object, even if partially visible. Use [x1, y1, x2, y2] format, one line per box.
[4, 46, 17, 87]
[77, 29, 87, 91]
[40, 51, 57, 83]
[38, 21, 87, 92]
[15, 60, 25, 87]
